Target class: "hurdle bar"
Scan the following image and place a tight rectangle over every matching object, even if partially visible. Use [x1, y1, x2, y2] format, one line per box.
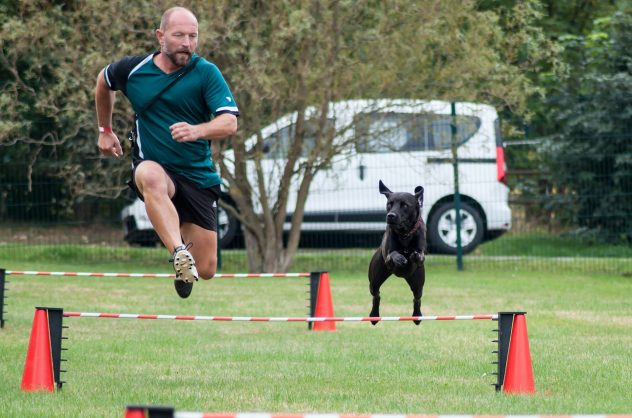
[3, 270, 310, 278]
[124, 409, 632, 418]
[24, 307, 519, 393]
[63, 311, 497, 322]
[0, 269, 325, 331]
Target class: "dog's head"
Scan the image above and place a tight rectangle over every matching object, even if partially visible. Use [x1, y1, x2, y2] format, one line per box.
[379, 180, 424, 231]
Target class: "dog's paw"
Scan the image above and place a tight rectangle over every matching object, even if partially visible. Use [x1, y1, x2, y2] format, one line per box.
[411, 251, 425, 265]
[392, 253, 408, 267]
[369, 308, 380, 326]
[413, 308, 422, 326]
[413, 312, 422, 326]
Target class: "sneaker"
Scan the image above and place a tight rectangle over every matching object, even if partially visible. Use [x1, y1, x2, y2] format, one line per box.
[170, 244, 198, 298]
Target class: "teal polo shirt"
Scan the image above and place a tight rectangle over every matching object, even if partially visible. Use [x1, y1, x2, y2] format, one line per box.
[104, 52, 239, 188]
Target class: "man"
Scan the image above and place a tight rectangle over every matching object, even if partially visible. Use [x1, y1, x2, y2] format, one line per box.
[95, 7, 239, 298]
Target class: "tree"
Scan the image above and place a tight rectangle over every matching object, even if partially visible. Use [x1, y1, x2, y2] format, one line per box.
[1, 0, 555, 270]
[210, 0, 555, 271]
[0, 1, 160, 219]
[539, 9, 632, 242]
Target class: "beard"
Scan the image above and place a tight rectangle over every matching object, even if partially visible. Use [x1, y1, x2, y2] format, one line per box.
[164, 49, 192, 68]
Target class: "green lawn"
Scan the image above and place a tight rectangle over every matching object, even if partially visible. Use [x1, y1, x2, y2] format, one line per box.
[0, 245, 631, 417]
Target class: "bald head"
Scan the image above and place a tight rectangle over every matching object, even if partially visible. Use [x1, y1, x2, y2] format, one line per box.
[160, 7, 197, 31]
[156, 7, 199, 70]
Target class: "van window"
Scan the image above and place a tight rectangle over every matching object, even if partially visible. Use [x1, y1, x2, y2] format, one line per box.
[354, 112, 481, 153]
[261, 119, 335, 159]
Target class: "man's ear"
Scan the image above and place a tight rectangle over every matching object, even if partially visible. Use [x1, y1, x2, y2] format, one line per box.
[156, 29, 164, 46]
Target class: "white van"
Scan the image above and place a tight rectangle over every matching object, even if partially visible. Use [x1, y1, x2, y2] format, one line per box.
[122, 99, 511, 253]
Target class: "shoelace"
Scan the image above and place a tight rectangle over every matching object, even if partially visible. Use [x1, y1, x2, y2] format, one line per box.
[168, 242, 194, 263]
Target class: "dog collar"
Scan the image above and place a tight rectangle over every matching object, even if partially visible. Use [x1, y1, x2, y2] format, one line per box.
[402, 215, 423, 239]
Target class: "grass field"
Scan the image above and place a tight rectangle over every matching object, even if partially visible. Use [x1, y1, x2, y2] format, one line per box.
[1, 243, 631, 418]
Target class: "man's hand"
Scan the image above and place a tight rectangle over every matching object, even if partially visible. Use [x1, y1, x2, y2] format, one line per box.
[170, 122, 200, 142]
[97, 132, 123, 157]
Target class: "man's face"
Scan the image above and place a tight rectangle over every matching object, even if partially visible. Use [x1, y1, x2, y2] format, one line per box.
[157, 11, 198, 68]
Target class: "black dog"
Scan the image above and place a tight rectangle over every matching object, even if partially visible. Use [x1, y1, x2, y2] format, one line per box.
[368, 180, 426, 325]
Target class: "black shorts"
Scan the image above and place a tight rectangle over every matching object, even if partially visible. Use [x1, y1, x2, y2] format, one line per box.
[129, 165, 220, 232]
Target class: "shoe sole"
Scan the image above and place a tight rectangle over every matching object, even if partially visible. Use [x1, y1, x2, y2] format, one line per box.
[174, 251, 198, 283]
[174, 280, 193, 299]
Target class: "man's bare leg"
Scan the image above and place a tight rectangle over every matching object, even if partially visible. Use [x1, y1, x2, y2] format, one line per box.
[181, 222, 217, 280]
[134, 161, 198, 297]
[134, 161, 182, 252]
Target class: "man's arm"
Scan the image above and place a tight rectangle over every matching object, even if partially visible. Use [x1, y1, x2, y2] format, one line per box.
[169, 113, 238, 143]
[95, 69, 123, 157]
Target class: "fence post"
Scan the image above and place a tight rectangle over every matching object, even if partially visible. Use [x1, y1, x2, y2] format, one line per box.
[0, 269, 6, 328]
[451, 101, 464, 271]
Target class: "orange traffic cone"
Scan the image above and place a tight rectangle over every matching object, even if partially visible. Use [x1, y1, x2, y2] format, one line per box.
[21, 308, 55, 392]
[503, 313, 535, 394]
[124, 406, 146, 418]
[312, 272, 336, 331]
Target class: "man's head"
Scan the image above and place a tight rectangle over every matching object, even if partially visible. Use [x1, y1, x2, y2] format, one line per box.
[156, 7, 198, 68]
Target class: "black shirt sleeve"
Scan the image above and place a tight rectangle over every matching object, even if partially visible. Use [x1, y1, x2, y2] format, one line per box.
[104, 54, 153, 95]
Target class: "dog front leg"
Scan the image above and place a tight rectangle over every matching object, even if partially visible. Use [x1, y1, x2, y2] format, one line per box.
[412, 297, 422, 325]
[406, 266, 425, 325]
[369, 249, 390, 326]
[370, 294, 381, 324]
[369, 276, 388, 325]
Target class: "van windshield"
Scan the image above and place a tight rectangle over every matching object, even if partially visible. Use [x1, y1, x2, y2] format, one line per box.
[354, 112, 481, 153]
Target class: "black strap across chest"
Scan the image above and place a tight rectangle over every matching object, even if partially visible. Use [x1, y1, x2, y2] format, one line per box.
[136, 56, 201, 118]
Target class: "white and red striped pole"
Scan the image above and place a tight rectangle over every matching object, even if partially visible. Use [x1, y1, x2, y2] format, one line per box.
[0, 270, 314, 330]
[182, 415, 631, 418]
[123, 408, 632, 418]
[5, 270, 310, 279]
[64, 311, 497, 322]
[28, 307, 503, 396]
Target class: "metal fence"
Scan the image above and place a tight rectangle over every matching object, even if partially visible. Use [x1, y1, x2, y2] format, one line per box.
[1, 148, 631, 274]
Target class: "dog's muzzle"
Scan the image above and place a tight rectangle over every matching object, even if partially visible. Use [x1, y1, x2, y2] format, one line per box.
[386, 212, 398, 224]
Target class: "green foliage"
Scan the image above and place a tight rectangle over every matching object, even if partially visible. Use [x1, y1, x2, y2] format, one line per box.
[1, 0, 558, 270]
[1, 1, 552, 197]
[539, 10, 632, 243]
[209, 0, 556, 270]
[0, 1, 163, 217]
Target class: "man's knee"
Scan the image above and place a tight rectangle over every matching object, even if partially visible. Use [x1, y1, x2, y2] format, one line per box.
[135, 162, 170, 194]
[197, 261, 217, 280]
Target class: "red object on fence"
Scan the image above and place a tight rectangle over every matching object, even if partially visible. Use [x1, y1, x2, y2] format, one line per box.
[21, 308, 55, 392]
[503, 313, 535, 394]
[311, 272, 336, 331]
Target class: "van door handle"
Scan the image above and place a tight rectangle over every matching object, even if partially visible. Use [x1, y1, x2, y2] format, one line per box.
[358, 164, 365, 181]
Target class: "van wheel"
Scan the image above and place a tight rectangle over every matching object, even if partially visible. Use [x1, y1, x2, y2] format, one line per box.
[218, 205, 239, 249]
[428, 202, 484, 254]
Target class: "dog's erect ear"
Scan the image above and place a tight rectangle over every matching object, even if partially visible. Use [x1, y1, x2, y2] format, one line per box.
[414, 186, 424, 206]
[379, 180, 392, 197]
